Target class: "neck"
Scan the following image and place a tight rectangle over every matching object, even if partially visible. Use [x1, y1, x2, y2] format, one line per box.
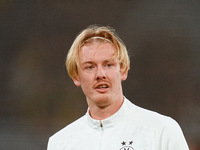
[88, 96, 124, 120]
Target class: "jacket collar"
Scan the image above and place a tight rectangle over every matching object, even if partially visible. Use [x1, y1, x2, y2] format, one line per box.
[86, 97, 128, 129]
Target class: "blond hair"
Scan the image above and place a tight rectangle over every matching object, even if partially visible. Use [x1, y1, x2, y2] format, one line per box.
[66, 25, 130, 79]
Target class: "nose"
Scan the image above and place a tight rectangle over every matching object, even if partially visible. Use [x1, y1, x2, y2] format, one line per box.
[96, 66, 106, 80]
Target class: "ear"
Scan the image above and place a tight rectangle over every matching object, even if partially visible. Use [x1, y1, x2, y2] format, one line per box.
[72, 77, 81, 87]
[121, 70, 128, 81]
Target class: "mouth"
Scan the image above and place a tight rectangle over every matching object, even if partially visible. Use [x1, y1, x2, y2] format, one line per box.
[97, 85, 108, 89]
[95, 83, 109, 92]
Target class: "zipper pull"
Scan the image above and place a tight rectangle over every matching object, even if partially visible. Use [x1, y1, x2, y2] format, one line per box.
[100, 120, 103, 127]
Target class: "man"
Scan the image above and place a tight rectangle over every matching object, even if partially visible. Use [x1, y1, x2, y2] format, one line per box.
[47, 25, 189, 150]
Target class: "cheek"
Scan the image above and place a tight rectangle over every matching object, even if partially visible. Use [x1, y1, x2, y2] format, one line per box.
[79, 73, 94, 87]
[80, 78, 94, 97]
[109, 72, 122, 84]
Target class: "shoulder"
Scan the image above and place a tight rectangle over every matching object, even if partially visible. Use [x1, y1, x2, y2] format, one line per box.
[52, 115, 86, 138]
[125, 99, 189, 149]
[47, 115, 87, 149]
[125, 99, 181, 130]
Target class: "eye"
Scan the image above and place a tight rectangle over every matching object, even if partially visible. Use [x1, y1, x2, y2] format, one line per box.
[85, 65, 94, 70]
[106, 61, 116, 67]
[88, 66, 93, 69]
[107, 63, 112, 67]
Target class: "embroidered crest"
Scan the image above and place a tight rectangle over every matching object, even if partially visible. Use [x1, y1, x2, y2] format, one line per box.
[120, 140, 134, 150]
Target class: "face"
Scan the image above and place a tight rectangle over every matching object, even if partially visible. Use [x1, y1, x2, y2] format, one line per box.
[73, 42, 127, 108]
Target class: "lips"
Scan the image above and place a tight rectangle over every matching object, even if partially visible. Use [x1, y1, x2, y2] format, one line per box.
[94, 82, 110, 92]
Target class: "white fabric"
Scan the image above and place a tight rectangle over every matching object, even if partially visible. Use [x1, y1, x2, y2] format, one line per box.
[47, 98, 189, 150]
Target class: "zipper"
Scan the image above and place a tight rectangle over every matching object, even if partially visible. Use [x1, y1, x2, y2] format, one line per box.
[98, 120, 104, 150]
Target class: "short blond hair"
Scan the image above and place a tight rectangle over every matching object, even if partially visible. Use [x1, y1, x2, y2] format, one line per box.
[66, 25, 130, 79]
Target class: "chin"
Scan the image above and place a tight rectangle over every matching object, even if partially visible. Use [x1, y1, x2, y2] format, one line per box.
[93, 95, 111, 107]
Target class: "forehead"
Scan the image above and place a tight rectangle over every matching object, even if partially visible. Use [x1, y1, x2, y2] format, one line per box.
[79, 42, 116, 62]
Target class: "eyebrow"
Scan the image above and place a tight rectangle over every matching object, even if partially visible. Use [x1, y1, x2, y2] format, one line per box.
[81, 59, 115, 65]
[80, 61, 94, 67]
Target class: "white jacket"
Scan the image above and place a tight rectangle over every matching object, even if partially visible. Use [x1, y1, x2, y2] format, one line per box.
[47, 98, 189, 150]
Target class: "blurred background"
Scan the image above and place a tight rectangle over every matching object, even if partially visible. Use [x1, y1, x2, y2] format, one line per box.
[0, 0, 200, 149]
